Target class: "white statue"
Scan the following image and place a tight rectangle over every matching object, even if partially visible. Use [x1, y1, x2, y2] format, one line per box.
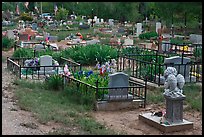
[163, 67, 185, 98]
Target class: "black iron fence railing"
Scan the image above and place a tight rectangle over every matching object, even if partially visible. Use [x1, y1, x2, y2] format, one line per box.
[117, 55, 202, 86]
[7, 57, 81, 79]
[62, 75, 147, 108]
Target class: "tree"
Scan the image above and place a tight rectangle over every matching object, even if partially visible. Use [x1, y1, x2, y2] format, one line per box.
[55, 7, 69, 21]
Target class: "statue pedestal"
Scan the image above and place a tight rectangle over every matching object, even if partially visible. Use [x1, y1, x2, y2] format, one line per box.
[164, 94, 185, 124]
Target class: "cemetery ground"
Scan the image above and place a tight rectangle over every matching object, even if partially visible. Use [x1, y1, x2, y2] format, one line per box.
[2, 49, 202, 135]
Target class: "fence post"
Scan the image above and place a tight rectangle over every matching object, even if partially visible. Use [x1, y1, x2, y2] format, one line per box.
[144, 78, 147, 108]
[94, 79, 98, 110]
[158, 64, 161, 86]
[19, 65, 21, 79]
[95, 80, 99, 101]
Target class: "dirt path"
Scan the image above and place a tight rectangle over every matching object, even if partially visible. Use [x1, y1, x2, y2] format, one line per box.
[2, 49, 66, 135]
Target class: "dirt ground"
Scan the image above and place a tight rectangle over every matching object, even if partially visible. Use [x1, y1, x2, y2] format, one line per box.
[91, 104, 202, 135]
[2, 49, 202, 135]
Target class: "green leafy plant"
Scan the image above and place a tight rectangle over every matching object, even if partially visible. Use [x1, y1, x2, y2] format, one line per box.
[45, 74, 63, 91]
[2, 37, 15, 50]
[139, 31, 158, 40]
[12, 48, 34, 58]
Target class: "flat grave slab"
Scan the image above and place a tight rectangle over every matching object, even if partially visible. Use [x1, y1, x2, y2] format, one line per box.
[139, 113, 193, 133]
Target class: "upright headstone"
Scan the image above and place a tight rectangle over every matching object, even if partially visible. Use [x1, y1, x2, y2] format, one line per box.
[189, 34, 202, 44]
[88, 19, 92, 25]
[100, 18, 104, 23]
[7, 30, 15, 39]
[40, 55, 53, 71]
[94, 16, 97, 22]
[107, 72, 133, 101]
[156, 22, 161, 34]
[96, 18, 100, 24]
[136, 23, 142, 37]
[108, 19, 114, 26]
[164, 56, 194, 82]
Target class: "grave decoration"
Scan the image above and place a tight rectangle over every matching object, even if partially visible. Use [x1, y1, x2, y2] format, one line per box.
[139, 67, 193, 133]
[21, 55, 63, 75]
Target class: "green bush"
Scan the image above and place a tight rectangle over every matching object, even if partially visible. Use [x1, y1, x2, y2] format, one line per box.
[45, 74, 63, 91]
[170, 38, 192, 45]
[139, 31, 158, 40]
[2, 37, 15, 50]
[19, 13, 33, 21]
[61, 44, 118, 65]
[12, 48, 34, 58]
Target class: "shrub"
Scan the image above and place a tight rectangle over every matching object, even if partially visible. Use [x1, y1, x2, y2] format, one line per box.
[19, 13, 33, 21]
[61, 44, 118, 65]
[12, 48, 34, 58]
[139, 31, 158, 40]
[45, 74, 63, 91]
[2, 37, 15, 50]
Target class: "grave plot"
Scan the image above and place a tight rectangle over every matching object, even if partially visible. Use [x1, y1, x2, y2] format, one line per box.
[63, 64, 147, 110]
[118, 46, 202, 86]
[7, 56, 81, 80]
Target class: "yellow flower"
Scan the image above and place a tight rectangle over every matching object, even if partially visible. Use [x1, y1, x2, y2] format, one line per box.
[191, 72, 201, 77]
[180, 46, 188, 51]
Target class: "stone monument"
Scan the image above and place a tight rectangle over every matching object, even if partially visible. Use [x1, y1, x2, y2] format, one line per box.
[139, 67, 193, 132]
[163, 67, 186, 123]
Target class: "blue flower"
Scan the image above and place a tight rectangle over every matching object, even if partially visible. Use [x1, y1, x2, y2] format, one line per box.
[87, 70, 93, 77]
[78, 70, 83, 75]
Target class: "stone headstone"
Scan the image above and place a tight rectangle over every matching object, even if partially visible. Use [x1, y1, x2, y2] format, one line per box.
[100, 18, 104, 23]
[79, 22, 83, 25]
[156, 22, 161, 34]
[108, 19, 114, 26]
[34, 44, 45, 51]
[88, 19, 92, 25]
[32, 23, 37, 30]
[136, 23, 142, 37]
[123, 38, 134, 46]
[7, 30, 15, 39]
[164, 56, 191, 80]
[96, 18, 100, 24]
[94, 16, 97, 21]
[107, 72, 133, 101]
[189, 34, 202, 44]
[40, 55, 53, 71]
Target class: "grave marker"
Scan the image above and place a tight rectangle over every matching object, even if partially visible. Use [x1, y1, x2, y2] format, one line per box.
[136, 23, 142, 37]
[106, 72, 133, 101]
[40, 55, 53, 71]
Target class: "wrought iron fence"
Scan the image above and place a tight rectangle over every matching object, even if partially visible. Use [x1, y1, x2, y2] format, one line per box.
[7, 57, 81, 79]
[62, 75, 147, 108]
[117, 55, 202, 86]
